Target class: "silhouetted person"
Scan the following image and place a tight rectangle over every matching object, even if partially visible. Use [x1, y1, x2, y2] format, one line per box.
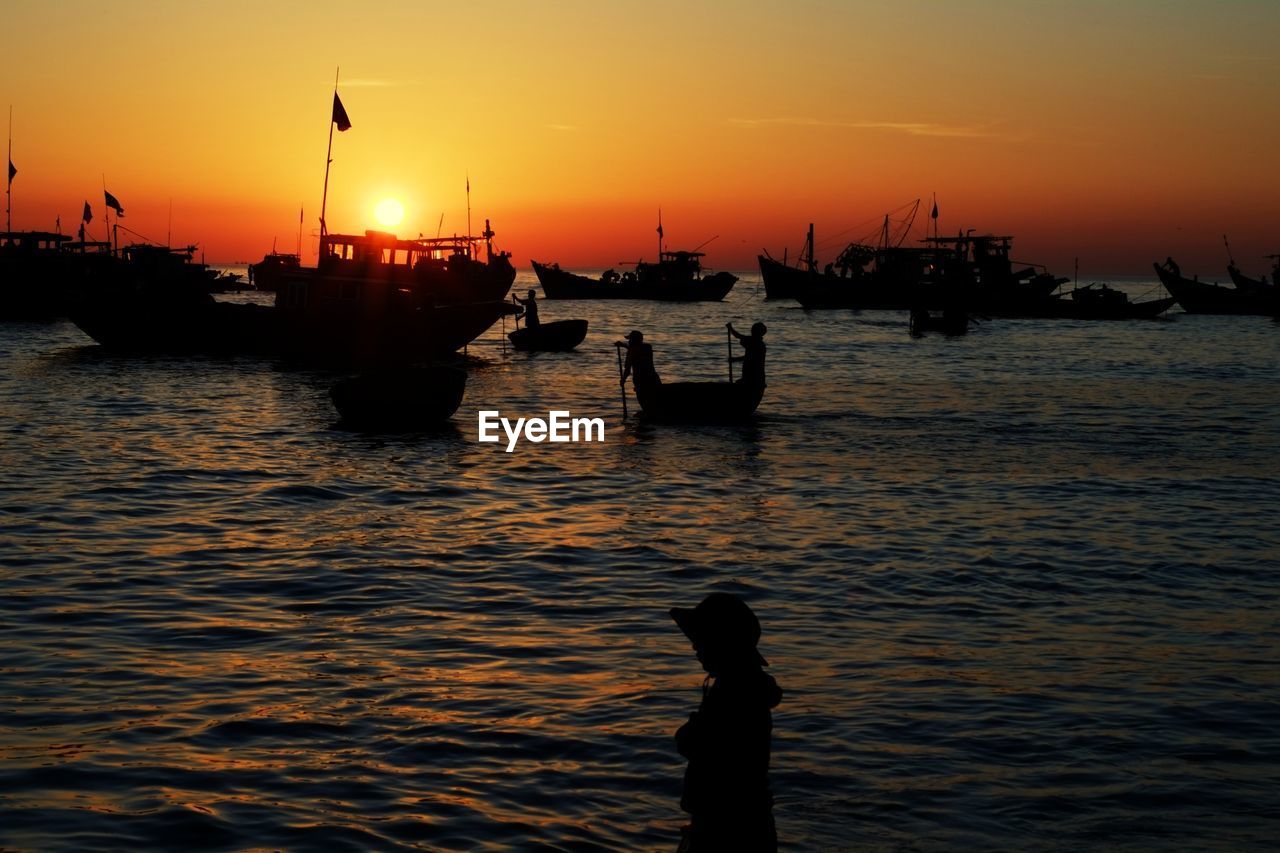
[727, 322, 767, 390]
[617, 330, 660, 396]
[513, 289, 540, 328]
[1163, 256, 1181, 277]
[671, 592, 782, 852]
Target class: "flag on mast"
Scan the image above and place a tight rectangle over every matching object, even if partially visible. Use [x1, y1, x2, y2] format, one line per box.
[656, 210, 663, 240]
[332, 93, 352, 132]
[82, 201, 92, 223]
[104, 190, 124, 217]
[7, 160, 14, 182]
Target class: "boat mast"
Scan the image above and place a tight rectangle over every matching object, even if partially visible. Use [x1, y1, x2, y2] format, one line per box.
[657, 208, 663, 259]
[6, 106, 12, 233]
[466, 173, 472, 259]
[806, 222, 815, 272]
[297, 205, 303, 259]
[320, 67, 339, 240]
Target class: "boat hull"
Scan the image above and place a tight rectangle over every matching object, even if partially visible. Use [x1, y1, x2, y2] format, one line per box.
[507, 318, 588, 352]
[1154, 263, 1277, 315]
[330, 365, 467, 428]
[634, 380, 763, 422]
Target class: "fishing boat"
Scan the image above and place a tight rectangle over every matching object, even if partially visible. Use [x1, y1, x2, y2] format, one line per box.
[1222, 236, 1275, 293]
[67, 235, 516, 363]
[330, 364, 467, 428]
[532, 252, 737, 301]
[635, 380, 763, 422]
[247, 252, 300, 291]
[1153, 260, 1276, 315]
[777, 216, 1067, 316]
[1055, 283, 1176, 320]
[507, 318, 588, 352]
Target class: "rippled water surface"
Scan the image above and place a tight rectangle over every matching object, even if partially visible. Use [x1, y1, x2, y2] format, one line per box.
[2, 273, 1279, 851]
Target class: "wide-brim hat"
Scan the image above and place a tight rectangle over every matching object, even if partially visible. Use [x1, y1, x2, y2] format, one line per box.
[670, 592, 767, 666]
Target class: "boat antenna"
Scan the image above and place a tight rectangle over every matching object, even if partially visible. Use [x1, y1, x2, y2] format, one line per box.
[297, 205, 303, 259]
[6, 105, 12, 234]
[657, 208, 664, 259]
[691, 234, 720, 253]
[466, 173, 473, 259]
[436, 212, 444, 239]
[101, 174, 112, 253]
[1223, 234, 1235, 265]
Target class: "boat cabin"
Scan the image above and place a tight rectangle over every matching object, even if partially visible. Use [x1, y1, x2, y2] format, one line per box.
[0, 231, 72, 253]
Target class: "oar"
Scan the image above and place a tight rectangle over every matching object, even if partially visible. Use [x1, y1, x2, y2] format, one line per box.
[511, 294, 521, 330]
[615, 343, 629, 420]
[726, 324, 734, 383]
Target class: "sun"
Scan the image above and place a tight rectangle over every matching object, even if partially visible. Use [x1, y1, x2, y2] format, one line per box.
[374, 198, 405, 228]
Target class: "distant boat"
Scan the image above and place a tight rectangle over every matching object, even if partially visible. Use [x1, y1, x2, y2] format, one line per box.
[508, 318, 588, 352]
[532, 251, 737, 301]
[1055, 283, 1176, 320]
[775, 223, 1067, 316]
[247, 252, 300, 292]
[330, 364, 467, 428]
[1153, 260, 1276, 315]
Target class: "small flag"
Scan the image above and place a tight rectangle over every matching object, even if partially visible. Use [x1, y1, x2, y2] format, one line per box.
[104, 190, 124, 217]
[466, 174, 470, 193]
[332, 92, 352, 132]
[931, 200, 939, 219]
[7, 160, 15, 182]
[83, 201, 92, 223]
[657, 210, 663, 240]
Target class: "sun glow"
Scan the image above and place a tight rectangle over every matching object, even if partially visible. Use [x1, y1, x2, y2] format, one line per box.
[374, 198, 405, 228]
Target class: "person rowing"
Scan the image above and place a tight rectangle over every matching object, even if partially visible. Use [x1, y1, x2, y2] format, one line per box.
[726, 322, 767, 391]
[512, 289, 540, 328]
[616, 330, 661, 396]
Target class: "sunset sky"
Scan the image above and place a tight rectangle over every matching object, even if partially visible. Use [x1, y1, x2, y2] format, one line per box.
[3, 0, 1276, 274]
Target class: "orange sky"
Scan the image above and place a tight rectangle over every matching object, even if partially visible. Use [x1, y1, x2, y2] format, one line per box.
[3, 0, 1277, 275]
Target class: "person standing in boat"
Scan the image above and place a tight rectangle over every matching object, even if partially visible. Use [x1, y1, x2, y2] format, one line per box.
[512, 289, 540, 328]
[671, 592, 782, 853]
[617, 330, 661, 395]
[726, 322, 767, 391]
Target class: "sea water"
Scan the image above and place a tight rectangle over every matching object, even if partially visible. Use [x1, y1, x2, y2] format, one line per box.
[2, 272, 1278, 851]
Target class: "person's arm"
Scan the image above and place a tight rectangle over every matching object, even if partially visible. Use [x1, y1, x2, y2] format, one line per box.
[726, 322, 746, 342]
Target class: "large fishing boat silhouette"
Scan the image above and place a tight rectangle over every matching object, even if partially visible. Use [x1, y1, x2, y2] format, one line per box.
[1154, 256, 1277, 315]
[67, 78, 517, 365]
[760, 207, 1173, 319]
[764, 219, 1071, 316]
[66, 224, 517, 364]
[533, 217, 738, 301]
